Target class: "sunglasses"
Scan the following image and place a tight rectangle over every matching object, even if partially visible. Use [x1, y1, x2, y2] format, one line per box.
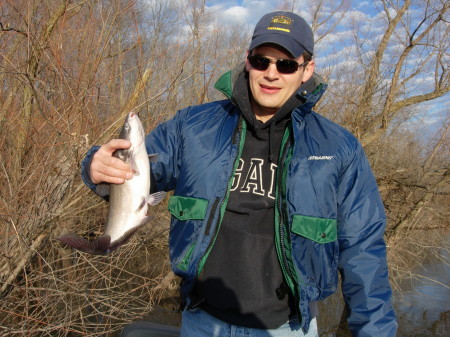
[247, 54, 309, 74]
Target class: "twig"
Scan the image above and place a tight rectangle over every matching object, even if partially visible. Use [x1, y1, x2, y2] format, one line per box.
[1, 233, 47, 294]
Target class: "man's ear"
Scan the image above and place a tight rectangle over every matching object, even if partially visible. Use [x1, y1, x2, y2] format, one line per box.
[302, 59, 315, 83]
[245, 50, 251, 72]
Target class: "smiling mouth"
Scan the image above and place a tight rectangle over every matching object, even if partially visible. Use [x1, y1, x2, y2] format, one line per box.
[260, 84, 281, 93]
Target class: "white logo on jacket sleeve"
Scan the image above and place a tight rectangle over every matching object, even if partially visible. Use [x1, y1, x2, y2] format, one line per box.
[308, 155, 334, 160]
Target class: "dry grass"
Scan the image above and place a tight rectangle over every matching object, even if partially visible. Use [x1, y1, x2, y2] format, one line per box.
[1, 210, 179, 337]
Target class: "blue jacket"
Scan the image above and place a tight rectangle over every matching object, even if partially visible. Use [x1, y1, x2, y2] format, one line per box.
[82, 69, 397, 336]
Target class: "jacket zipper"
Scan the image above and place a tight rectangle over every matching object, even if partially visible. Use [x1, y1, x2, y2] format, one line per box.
[275, 124, 302, 321]
[196, 118, 246, 276]
[277, 138, 292, 279]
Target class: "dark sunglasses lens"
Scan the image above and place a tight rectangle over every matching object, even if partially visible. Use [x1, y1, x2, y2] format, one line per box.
[276, 60, 298, 74]
[248, 55, 269, 70]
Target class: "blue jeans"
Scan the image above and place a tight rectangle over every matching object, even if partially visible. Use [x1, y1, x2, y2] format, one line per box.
[180, 308, 318, 337]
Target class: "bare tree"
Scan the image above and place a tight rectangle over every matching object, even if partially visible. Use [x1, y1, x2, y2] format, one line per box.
[361, 0, 449, 146]
[0, 0, 181, 335]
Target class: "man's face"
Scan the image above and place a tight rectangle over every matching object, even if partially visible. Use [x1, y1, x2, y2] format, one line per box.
[245, 45, 314, 122]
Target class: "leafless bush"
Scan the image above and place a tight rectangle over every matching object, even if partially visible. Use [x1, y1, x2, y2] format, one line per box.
[0, 214, 178, 336]
[0, 0, 243, 335]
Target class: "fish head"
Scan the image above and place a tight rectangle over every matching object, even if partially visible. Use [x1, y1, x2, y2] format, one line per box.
[118, 111, 145, 147]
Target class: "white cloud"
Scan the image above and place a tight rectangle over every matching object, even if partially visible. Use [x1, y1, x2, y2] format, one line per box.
[355, 1, 370, 10]
[221, 6, 250, 24]
[341, 9, 371, 26]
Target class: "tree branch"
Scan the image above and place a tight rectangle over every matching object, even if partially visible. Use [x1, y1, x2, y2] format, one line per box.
[0, 22, 28, 37]
[353, 0, 411, 137]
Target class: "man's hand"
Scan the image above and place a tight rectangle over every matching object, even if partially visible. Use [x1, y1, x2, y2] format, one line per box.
[90, 139, 134, 184]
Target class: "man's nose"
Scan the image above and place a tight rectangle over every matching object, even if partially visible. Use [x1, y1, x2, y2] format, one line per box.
[264, 62, 280, 79]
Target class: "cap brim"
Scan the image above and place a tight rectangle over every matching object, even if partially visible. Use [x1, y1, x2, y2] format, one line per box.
[249, 34, 306, 58]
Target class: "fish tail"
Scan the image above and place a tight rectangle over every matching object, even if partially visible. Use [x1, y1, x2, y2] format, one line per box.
[57, 234, 111, 255]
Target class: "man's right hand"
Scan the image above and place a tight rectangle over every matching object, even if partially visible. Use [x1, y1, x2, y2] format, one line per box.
[90, 139, 134, 185]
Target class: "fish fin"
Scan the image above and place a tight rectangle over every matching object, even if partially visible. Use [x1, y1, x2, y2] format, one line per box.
[129, 156, 140, 176]
[108, 220, 149, 252]
[136, 197, 147, 213]
[134, 192, 164, 213]
[95, 183, 111, 197]
[57, 234, 112, 255]
[147, 191, 166, 206]
[96, 235, 112, 253]
[148, 153, 159, 162]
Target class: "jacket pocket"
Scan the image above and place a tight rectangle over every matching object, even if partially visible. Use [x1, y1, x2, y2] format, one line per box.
[290, 215, 338, 299]
[291, 215, 337, 243]
[168, 196, 209, 220]
[168, 196, 209, 276]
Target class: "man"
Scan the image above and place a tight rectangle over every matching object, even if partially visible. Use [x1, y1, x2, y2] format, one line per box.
[81, 11, 397, 337]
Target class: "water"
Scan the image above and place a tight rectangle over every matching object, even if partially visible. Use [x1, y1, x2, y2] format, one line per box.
[317, 230, 449, 336]
[393, 240, 449, 336]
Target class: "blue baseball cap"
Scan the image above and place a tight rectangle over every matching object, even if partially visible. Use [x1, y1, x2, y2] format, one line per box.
[249, 11, 314, 57]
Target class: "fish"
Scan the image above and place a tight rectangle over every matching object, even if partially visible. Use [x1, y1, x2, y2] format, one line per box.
[57, 111, 166, 255]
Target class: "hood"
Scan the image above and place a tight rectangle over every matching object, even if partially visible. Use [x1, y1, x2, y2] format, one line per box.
[214, 63, 327, 163]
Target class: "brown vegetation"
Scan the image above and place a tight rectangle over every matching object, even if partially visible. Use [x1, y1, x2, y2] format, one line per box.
[0, 0, 448, 336]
